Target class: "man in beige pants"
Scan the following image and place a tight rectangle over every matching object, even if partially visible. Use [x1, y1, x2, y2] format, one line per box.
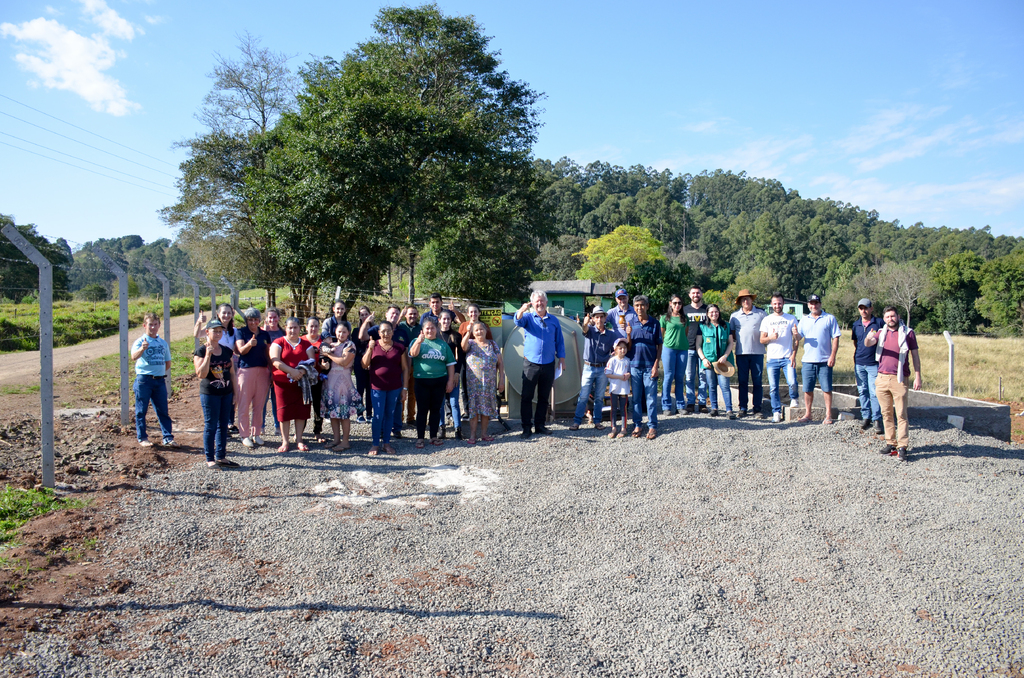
[864, 307, 922, 461]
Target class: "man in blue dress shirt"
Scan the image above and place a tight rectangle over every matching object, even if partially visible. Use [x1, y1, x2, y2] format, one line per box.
[515, 291, 566, 438]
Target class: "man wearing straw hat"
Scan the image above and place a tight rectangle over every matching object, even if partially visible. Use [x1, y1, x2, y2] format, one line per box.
[570, 306, 616, 431]
[729, 289, 767, 418]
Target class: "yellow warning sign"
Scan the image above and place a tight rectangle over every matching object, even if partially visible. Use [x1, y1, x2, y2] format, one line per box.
[479, 309, 503, 327]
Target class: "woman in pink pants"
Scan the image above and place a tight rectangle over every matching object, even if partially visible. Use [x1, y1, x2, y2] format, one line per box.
[234, 307, 273, 448]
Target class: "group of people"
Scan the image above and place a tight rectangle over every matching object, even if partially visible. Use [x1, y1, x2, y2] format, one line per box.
[129, 284, 923, 467]
[547, 286, 922, 460]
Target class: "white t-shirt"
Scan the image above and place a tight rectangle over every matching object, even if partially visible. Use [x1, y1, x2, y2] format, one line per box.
[759, 313, 797, 361]
[605, 356, 631, 395]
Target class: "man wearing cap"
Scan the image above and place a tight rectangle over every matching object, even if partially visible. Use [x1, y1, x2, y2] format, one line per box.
[683, 285, 710, 414]
[865, 307, 921, 461]
[729, 290, 767, 418]
[570, 307, 616, 431]
[795, 294, 842, 424]
[851, 298, 886, 435]
[606, 288, 639, 341]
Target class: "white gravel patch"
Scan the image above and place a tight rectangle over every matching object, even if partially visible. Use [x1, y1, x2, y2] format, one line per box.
[4, 414, 1023, 677]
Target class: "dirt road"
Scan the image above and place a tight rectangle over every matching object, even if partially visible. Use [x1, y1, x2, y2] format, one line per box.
[0, 314, 198, 387]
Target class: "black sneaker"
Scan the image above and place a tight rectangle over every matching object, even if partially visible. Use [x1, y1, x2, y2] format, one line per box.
[699, 405, 709, 414]
[874, 420, 885, 435]
[755, 411, 767, 420]
[520, 428, 532, 439]
[737, 410, 748, 418]
[455, 427, 464, 441]
[392, 430, 403, 439]
[896, 447, 908, 461]
[535, 426, 552, 435]
[861, 419, 873, 430]
[880, 444, 896, 455]
[727, 412, 736, 420]
[683, 405, 694, 415]
[440, 425, 446, 439]
[709, 409, 719, 417]
[228, 425, 239, 434]
[216, 459, 240, 468]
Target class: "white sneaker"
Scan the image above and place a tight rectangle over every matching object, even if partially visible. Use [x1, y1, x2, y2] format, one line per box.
[253, 435, 265, 446]
[789, 399, 798, 409]
[772, 412, 782, 423]
[242, 437, 254, 448]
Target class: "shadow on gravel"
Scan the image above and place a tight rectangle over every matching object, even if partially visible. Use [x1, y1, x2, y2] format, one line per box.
[910, 443, 1024, 461]
[3, 600, 563, 620]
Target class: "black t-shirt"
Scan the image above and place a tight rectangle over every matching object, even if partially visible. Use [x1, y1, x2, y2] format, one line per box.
[683, 303, 708, 350]
[193, 345, 233, 396]
[439, 328, 464, 374]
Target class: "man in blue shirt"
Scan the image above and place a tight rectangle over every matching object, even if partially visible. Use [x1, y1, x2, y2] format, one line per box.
[320, 300, 350, 341]
[605, 288, 639, 341]
[795, 294, 842, 424]
[627, 295, 663, 438]
[130, 313, 177, 448]
[515, 291, 566, 437]
[419, 293, 444, 327]
[570, 306, 616, 431]
[851, 298, 886, 434]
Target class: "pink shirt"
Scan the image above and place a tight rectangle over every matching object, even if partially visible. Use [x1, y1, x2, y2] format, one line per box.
[878, 328, 917, 375]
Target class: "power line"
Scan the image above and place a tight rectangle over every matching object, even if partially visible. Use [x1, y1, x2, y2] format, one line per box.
[0, 93, 178, 168]
[0, 110, 178, 179]
[0, 131, 174, 189]
[0, 141, 177, 197]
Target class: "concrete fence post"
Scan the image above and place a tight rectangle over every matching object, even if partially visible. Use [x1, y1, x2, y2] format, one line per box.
[142, 260, 171, 344]
[943, 331, 954, 397]
[177, 269, 202, 352]
[1, 224, 55, 488]
[194, 272, 218, 315]
[93, 248, 130, 427]
[221, 276, 239, 310]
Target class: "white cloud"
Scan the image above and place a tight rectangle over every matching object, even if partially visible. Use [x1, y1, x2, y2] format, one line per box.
[682, 120, 719, 133]
[1, 1, 140, 116]
[854, 121, 968, 172]
[144, 15, 166, 25]
[837, 105, 949, 155]
[44, 6, 62, 16]
[654, 134, 814, 179]
[810, 173, 1024, 224]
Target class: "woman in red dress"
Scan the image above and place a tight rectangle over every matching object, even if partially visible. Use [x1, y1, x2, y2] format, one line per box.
[269, 317, 313, 452]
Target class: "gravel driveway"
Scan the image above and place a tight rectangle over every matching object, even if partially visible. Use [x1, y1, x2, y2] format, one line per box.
[4, 414, 1023, 677]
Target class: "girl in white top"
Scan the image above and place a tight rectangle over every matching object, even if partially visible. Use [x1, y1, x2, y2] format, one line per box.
[604, 338, 631, 438]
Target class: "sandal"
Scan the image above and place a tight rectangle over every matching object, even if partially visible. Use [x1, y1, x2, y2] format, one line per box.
[607, 427, 618, 439]
[797, 416, 813, 423]
[276, 443, 289, 453]
[631, 427, 642, 438]
[481, 435, 494, 442]
[467, 438, 477, 445]
[646, 429, 657, 440]
[368, 446, 379, 456]
[415, 440, 426, 449]
[383, 444, 397, 455]
[296, 443, 309, 452]
[431, 439, 443, 446]
[616, 430, 627, 438]
[568, 424, 580, 431]
[331, 443, 350, 452]
[822, 418, 834, 425]
[594, 423, 605, 430]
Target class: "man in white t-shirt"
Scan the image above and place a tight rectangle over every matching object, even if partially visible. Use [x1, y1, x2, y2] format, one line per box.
[759, 294, 800, 423]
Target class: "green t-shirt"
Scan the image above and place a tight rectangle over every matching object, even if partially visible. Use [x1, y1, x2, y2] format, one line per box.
[412, 337, 456, 380]
[660, 315, 690, 351]
[699, 322, 734, 364]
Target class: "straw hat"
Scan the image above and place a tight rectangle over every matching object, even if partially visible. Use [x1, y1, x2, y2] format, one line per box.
[713, 361, 736, 378]
[734, 289, 757, 305]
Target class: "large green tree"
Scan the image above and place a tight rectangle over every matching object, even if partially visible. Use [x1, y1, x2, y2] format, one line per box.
[977, 251, 1024, 334]
[575, 225, 666, 283]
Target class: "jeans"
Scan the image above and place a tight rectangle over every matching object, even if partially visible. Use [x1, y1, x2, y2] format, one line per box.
[200, 392, 233, 462]
[610, 393, 628, 426]
[392, 383, 405, 435]
[371, 388, 402, 447]
[735, 354, 764, 414]
[521, 359, 555, 431]
[660, 347, 687, 413]
[134, 375, 174, 443]
[354, 361, 372, 419]
[446, 382, 462, 429]
[767, 358, 799, 414]
[262, 386, 280, 432]
[801, 362, 833, 393]
[855, 363, 881, 421]
[685, 349, 708, 406]
[414, 375, 447, 439]
[704, 369, 734, 412]
[574, 364, 608, 426]
[630, 366, 659, 429]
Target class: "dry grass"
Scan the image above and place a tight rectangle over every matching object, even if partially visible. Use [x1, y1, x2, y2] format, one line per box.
[793, 333, 1024, 402]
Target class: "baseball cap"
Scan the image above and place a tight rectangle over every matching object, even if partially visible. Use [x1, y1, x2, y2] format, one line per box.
[613, 337, 628, 348]
[615, 288, 628, 298]
[205, 319, 224, 330]
[807, 294, 822, 303]
[858, 298, 872, 308]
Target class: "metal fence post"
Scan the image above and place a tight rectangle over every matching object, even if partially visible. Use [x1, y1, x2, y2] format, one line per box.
[194, 272, 218, 315]
[93, 248, 130, 427]
[221, 276, 239, 311]
[142, 260, 171, 344]
[178, 269, 202, 351]
[1, 224, 54, 488]
[943, 331, 954, 396]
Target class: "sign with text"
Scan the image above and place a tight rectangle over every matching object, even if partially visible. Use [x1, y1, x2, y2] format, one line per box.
[479, 309, 503, 327]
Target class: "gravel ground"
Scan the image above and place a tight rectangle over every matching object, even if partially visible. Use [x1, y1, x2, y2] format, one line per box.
[4, 413, 1023, 677]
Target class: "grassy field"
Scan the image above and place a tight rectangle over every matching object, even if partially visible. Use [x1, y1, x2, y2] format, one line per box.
[793, 333, 1024, 402]
[0, 297, 196, 352]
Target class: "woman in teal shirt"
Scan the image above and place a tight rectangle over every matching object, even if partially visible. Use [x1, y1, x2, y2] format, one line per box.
[408, 318, 457, 448]
[660, 295, 689, 415]
[698, 304, 736, 418]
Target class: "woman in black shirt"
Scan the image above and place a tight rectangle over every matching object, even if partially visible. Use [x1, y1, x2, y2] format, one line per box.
[194, 319, 238, 468]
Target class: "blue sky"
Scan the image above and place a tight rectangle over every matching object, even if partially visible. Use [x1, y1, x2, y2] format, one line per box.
[1, 0, 1022, 250]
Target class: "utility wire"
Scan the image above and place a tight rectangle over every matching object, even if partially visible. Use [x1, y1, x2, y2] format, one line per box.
[0, 93, 177, 168]
[0, 131, 174, 189]
[0, 141, 177, 197]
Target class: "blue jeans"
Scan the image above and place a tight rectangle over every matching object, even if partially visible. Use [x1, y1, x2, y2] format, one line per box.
[660, 347, 687, 413]
[630, 366, 659, 430]
[574, 364, 609, 426]
[371, 388, 402, 447]
[262, 386, 280, 432]
[801, 362, 833, 393]
[704, 369, 734, 412]
[855, 363, 881, 421]
[685, 349, 708, 407]
[134, 375, 174, 443]
[446, 382, 462, 429]
[767, 358, 799, 414]
[735, 354, 764, 414]
[200, 392, 233, 462]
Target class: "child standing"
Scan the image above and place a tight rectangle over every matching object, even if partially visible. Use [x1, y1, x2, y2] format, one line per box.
[605, 338, 631, 439]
